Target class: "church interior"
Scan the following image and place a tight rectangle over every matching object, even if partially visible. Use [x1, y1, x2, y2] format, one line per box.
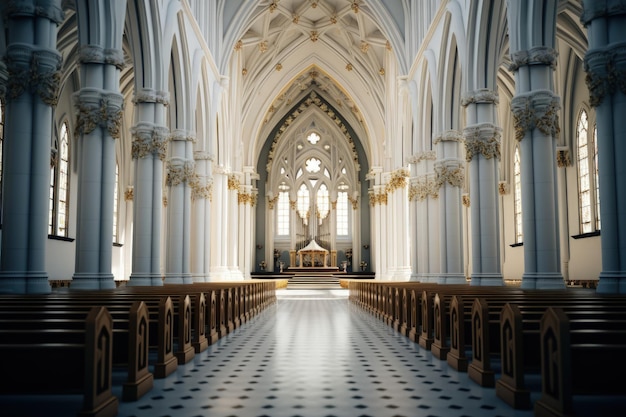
[1, 0, 626, 416]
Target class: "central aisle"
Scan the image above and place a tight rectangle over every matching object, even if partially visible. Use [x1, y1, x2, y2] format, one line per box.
[117, 289, 533, 417]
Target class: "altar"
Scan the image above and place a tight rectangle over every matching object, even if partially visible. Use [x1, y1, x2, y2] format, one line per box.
[297, 240, 329, 268]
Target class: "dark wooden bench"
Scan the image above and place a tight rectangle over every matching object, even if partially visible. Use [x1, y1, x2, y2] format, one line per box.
[0, 306, 118, 417]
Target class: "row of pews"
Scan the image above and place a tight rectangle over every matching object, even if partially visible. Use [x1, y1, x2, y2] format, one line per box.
[0, 281, 278, 417]
[347, 281, 626, 417]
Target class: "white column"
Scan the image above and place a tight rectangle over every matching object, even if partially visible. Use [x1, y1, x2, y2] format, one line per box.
[556, 148, 571, 282]
[387, 169, 411, 280]
[434, 131, 466, 284]
[507, 1, 564, 289]
[410, 152, 438, 282]
[128, 90, 169, 286]
[190, 151, 212, 283]
[71, 48, 125, 290]
[163, 131, 194, 284]
[462, 89, 504, 286]
[227, 174, 243, 280]
[0, 1, 64, 294]
[582, 1, 626, 293]
[210, 169, 229, 280]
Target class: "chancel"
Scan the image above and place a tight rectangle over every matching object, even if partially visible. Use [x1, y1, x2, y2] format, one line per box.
[1, 1, 626, 416]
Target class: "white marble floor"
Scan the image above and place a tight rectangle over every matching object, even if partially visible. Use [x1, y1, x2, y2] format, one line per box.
[115, 288, 536, 417]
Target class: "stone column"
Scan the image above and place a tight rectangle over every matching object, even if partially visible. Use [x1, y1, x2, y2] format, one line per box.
[509, 58, 563, 288]
[581, 1, 626, 293]
[128, 90, 169, 286]
[0, 0, 64, 294]
[462, 90, 504, 286]
[411, 152, 438, 282]
[71, 49, 125, 290]
[210, 168, 228, 280]
[227, 173, 243, 280]
[367, 167, 382, 278]
[434, 131, 466, 284]
[190, 151, 213, 283]
[387, 168, 411, 280]
[163, 130, 194, 284]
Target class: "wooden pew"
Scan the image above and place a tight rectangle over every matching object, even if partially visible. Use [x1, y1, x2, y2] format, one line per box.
[534, 307, 626, 417]
[0, 306, 118, 417]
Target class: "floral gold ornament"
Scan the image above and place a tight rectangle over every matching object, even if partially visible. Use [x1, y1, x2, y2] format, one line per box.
[267, 195, 279, 210]
[346, 63, 353, 71]
[556, 149, 571, 167]
[258, 40, 268, 53]
[124, 186, 134, 201]
[269, 1, 278, 13]
[511, 91, 561, 141]
[310, 31, 319, 42]
[386, 168, 409, 193]
[351, 1, 359, 13]
[584, 44, 626, 107]
[275, 63, 282, 71]
[498, 181, 509, 195]
[234, 40, 243, 51]
[360, 41, 369, 53]
[242, 68, 248, 76]
[379, 68, 385, 75]
[463, 124, 502, 162]
[330, 15, 337, 24]
[292, 14, 299, 24]
[435, 163, 465, 189]
[227, 174, 240, 191]
[462, 194, 470, 207]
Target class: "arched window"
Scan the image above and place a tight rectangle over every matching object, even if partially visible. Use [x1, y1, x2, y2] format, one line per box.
[337, 190, 349, 236]
[113, 162, 119, 242]
[297, 183, 310, 224]
[276, 190, 290, 236]
[577, 110, 600, 234]
[316, 184, 329, 220]
[514, 147, 522, 244]
[593, 124, 601, 231]
[49, 121, 70, 237]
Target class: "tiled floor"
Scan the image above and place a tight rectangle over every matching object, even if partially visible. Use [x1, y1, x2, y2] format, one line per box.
[3, 289, 624, 417]
[116, 288, 535, 417]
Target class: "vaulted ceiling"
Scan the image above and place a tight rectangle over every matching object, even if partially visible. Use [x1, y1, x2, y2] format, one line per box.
[224, 0, 407, 166]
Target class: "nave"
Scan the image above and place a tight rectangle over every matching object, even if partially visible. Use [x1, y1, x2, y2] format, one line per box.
[114, 289, 534, 417]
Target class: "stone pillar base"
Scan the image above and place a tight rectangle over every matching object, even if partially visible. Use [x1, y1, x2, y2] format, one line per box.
[163, 273, 193, 285]
[597, 271, 626, 294]
[128, 273, 164, 286]
[521, 272, 565, 290]
[0, 272, 51, 294]
[470, 273, 504, 286]
[437, 273, 467, 285]
[71, 272, 116, 290]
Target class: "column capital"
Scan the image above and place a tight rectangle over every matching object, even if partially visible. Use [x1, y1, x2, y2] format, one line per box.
[406, 151, 436, 165]
[166, 158, 195, 186]
[131, 123, 169, 160]
[461, 89, 499, 107]
[73, 88, 124, 138]
[408, 174, 439, 202]
[193, 151, 215, 161]
[581, 0, 626, 26]
[170, 129, 196, 143]
[434, 159, 465, 189]
[133, 88, 170, 106]
[463, 123, 502, 162]
[78, 44, 125, 70]
[584, 42, 626, 107]
[508, 46, 558, 72]
[510, 90, 561, 141]
[433, 129, 464, 145]
[5, 44, 62, 105]
[4, 0, 65, 23]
